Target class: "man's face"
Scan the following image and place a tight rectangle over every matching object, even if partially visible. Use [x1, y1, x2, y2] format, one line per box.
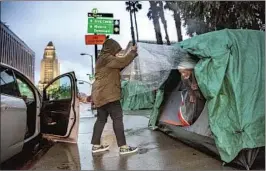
[178, 69, 193, 79]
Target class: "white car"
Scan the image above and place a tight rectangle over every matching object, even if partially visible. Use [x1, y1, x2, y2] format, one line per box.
[0, 63, 80, 163]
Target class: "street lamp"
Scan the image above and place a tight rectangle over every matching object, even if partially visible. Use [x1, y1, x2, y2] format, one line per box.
[80, 53, 94, 76]
[77, 79, 92, 96]
[77, 80, 92, 85]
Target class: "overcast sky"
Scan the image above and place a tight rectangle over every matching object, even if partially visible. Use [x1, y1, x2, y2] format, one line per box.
[2, 1, 189, 94]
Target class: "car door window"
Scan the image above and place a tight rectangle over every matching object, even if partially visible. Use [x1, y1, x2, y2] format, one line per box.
[16, 77, 35, 101]
[0, 68, 20, 97]
[45, 76, 72, 101]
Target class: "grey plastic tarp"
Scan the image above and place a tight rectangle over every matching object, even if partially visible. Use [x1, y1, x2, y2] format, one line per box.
[121, 42, 189, 95]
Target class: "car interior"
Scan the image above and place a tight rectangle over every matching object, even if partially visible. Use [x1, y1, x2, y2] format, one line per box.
[14, 73, 37, 139]
[40, 76, 74, 137]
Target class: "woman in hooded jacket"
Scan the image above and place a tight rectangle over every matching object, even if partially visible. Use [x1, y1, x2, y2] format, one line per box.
[90, 38, 139, 155]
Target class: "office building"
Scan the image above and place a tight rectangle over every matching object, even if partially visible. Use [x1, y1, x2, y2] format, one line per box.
[0, 22, 35, 81]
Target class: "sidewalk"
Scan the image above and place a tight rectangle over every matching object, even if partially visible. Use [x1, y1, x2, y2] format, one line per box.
[30, 115, 232, 170]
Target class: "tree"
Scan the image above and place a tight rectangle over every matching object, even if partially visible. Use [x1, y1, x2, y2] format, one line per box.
[179, 1, 265, 36]
[164, 1, 183, 42]
[46, 83, 71, 100]
[158, 1, 170, 45]
[125, 1, 142, 42]
[147, 1, 163, 44]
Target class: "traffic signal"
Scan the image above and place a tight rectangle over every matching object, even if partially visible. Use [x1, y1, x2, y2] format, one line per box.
[113, 19, 120, 35]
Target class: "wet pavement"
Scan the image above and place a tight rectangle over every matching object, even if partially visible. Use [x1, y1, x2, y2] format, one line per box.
[29, 104, 234, 170]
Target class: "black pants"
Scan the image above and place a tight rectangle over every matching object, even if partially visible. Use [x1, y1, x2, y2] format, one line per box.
[91, 101, 127, 147]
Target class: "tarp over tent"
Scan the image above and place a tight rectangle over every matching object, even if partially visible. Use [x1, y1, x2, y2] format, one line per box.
[120, 80, 155, 110]
[122, 29, 265, 169]
[179, 29, 265, 164]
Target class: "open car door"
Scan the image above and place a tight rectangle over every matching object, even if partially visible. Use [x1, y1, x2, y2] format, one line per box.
[40, 72, 79, 143]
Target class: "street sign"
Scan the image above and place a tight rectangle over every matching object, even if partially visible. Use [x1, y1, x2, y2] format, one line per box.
[85, 35, 106, 45]
[88, 8, 113, 18]
[88, 13, 114, 18]
[87, 18, 113, 34]
[87, 18, 120, 35]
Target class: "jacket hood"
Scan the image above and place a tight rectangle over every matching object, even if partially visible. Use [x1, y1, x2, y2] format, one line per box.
[101, 39, 122, 55]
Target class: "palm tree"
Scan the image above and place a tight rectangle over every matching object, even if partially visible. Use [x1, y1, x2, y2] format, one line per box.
[158, 1, 170, 45]
[164, 1, 183, 42]
[147, 1, 163, 44]
[125, 1, 142, 42]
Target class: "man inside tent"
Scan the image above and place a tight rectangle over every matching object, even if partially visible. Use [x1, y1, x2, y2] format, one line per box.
[177, 58, 206, 125]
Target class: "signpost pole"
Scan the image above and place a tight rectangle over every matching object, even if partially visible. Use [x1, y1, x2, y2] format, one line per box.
[92, 8, 98, 65]
[94, 33, 98, 61]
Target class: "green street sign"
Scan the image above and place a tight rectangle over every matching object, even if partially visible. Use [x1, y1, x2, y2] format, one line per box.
[87, 18, 120, 34]
[88, 18, 113, 25]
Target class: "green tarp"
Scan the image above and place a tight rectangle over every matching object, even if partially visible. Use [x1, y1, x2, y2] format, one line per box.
[178, 29, 265, 163]
[120, 80, 155, 111]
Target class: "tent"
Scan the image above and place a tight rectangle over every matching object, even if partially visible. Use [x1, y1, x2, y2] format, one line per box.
[124, 29, 265, 169]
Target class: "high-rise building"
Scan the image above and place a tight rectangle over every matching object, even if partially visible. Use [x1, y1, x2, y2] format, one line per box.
[38, 41, 60, 91]
[0, 22, 35, 81]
